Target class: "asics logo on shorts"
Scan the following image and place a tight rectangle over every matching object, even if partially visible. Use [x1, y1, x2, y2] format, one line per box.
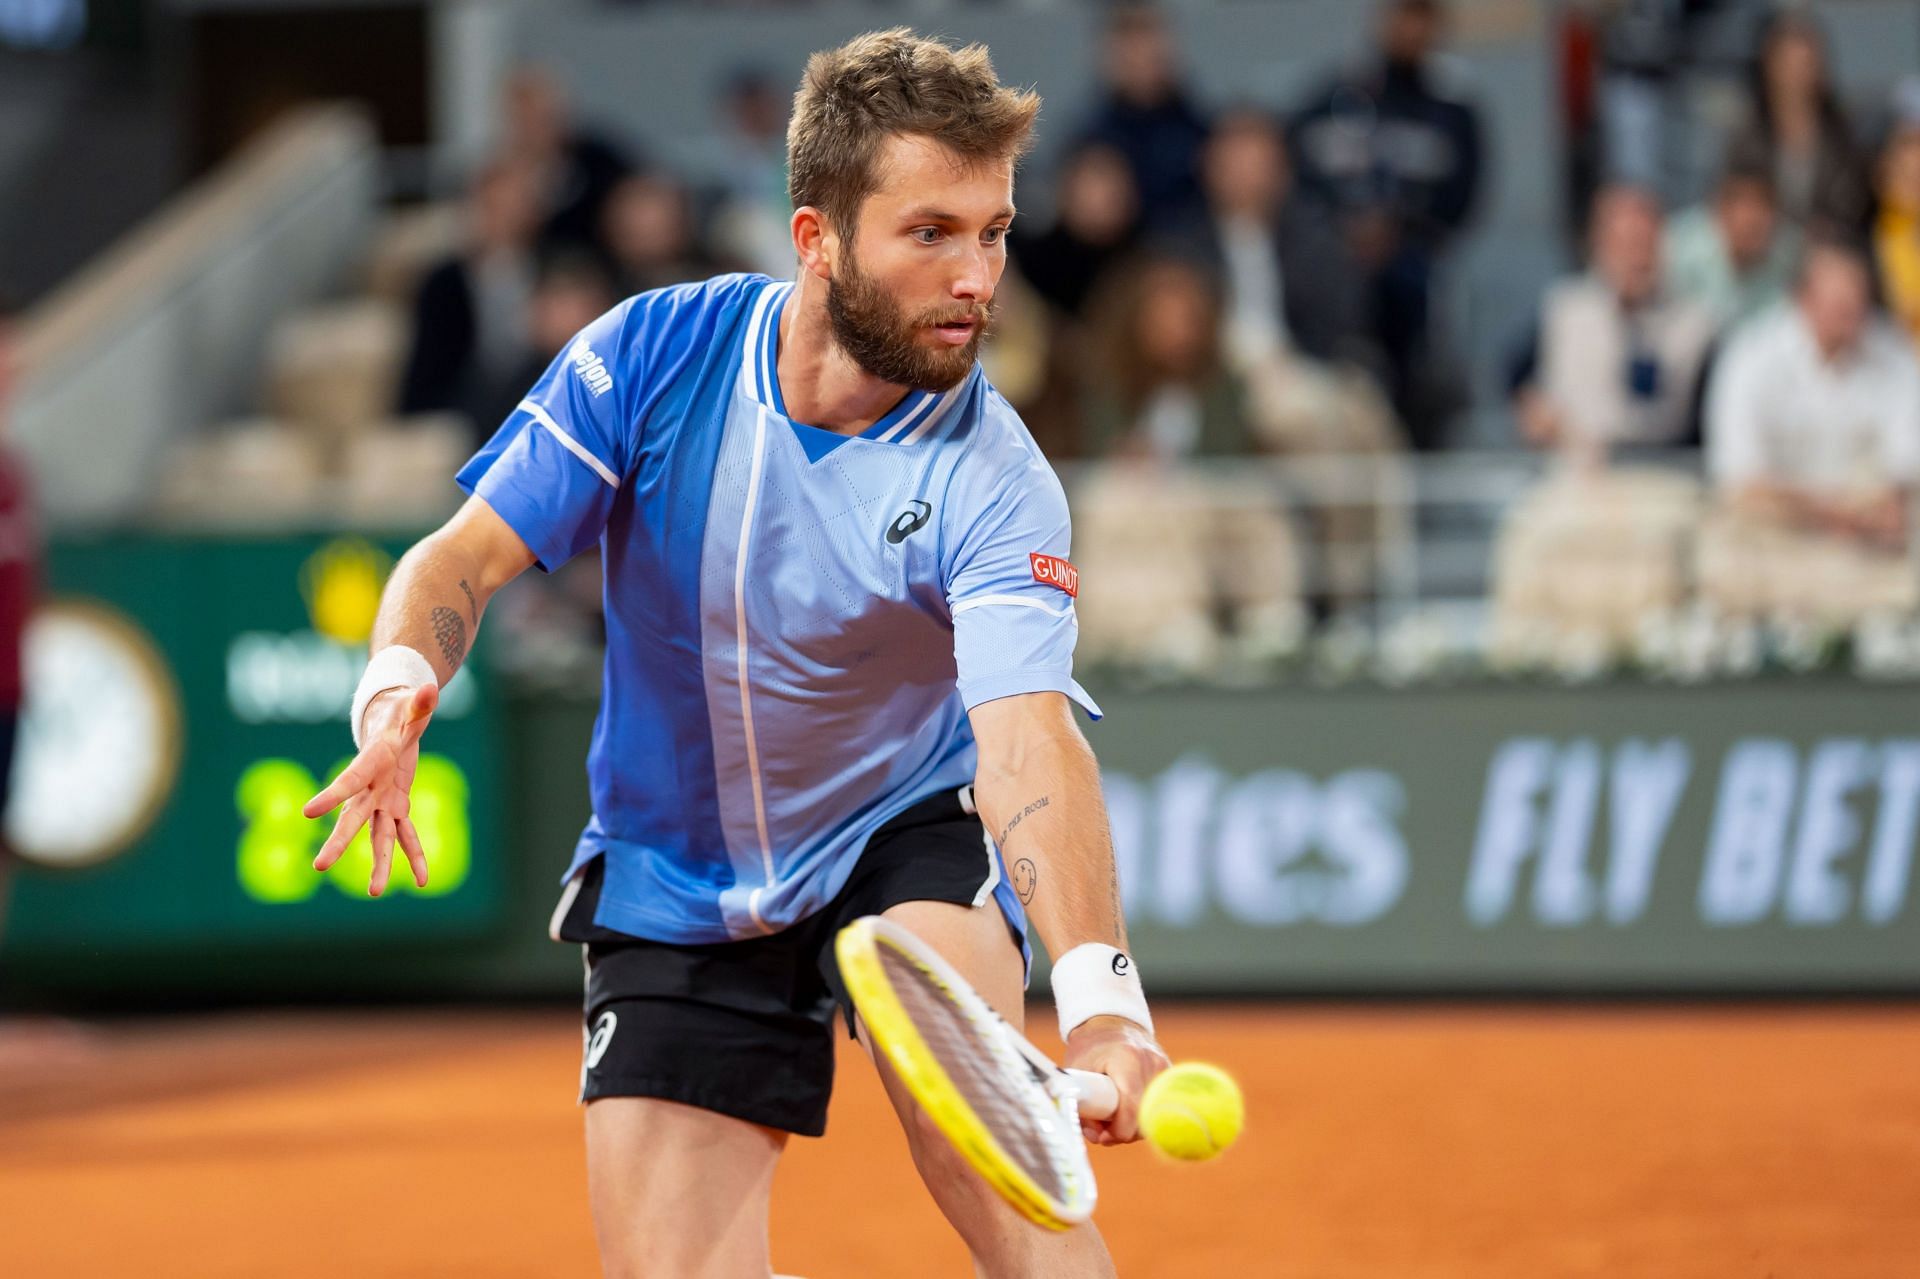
[585, 1010, 619, 1069]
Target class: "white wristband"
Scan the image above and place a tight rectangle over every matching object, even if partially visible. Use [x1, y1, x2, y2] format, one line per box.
[1051, 943, 1153, 1041]
[350, 644, 438, 747]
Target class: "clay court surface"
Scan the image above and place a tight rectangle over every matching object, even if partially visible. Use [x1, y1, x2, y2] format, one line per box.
[4, 1004, 1919, 1277]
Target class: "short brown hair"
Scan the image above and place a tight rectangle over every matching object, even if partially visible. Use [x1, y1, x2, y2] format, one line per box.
[786, 29, 1041, 239]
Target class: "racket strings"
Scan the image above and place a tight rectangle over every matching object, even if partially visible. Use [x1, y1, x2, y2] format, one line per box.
[878, 943, 1078, 1205]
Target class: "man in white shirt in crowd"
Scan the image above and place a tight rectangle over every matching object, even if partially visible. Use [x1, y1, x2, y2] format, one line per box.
[1707, 237, 1920, 550]
[1511, 185, 1717, 457]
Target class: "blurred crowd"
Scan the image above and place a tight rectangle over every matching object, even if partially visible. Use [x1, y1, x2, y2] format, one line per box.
[251, 0, 1920, 680]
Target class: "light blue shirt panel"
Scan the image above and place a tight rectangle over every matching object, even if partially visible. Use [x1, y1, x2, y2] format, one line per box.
[689, 281, 1096, 939]
[943, 411, 1103, 719]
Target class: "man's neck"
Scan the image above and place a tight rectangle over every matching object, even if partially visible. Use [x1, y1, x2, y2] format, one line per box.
[775, 273, 913, 436]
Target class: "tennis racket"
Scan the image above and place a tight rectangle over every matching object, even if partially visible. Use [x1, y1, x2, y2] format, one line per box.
[834, 915, 1120, 1231]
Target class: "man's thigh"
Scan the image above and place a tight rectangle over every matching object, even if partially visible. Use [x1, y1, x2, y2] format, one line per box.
[874, 897, 1027, 1029]
[585, 1097, 787, 1279]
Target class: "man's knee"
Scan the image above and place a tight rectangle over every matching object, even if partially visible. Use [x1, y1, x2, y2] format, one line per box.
[586, 1097, 785, 1279]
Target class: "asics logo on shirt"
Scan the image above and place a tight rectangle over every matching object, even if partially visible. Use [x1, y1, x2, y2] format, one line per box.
[885, 500, 933, 544]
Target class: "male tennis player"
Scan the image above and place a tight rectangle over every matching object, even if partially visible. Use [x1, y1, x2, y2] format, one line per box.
[306, 29, 1167, 1278]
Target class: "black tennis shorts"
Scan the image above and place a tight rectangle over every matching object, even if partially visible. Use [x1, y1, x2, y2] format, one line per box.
[552, 787, 1024, 1137]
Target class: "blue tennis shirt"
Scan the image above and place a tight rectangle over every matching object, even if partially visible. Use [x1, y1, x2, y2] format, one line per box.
[458, 274, 1100, 944]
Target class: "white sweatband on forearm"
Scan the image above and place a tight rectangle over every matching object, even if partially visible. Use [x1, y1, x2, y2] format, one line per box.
[1051, 943, 1154, 1041]
[350, 644, 438, 748]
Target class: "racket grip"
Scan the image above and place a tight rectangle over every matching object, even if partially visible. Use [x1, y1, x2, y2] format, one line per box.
[1064, 1069, 1119, 1120]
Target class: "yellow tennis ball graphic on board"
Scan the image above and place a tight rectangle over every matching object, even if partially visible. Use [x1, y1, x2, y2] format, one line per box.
[1139, 1062, 1244, 1161]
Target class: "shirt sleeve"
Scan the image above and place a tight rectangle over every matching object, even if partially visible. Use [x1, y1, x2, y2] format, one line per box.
[944, 452, 1103, 720]
[456, 298, 637, 572]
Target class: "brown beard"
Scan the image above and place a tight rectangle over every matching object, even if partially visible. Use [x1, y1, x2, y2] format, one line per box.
[825, 248, 995, 392]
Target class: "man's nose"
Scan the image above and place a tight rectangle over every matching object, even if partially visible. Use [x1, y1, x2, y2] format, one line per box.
[951, 246, 992, 304]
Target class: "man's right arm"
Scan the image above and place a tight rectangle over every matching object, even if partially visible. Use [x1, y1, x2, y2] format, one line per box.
[303, 495, 536, 895]
[356, 495, 538, 735]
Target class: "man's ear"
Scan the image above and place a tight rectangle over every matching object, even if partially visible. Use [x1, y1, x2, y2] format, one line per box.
[793, 207, 839, 282]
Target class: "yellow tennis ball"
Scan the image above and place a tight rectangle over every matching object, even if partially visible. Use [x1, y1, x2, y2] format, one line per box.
[1139, 1062, 1244, 1161]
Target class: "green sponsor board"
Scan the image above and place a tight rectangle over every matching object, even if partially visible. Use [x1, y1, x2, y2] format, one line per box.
[1092, 681, 1920, 991]
[1, 534, 506, 961]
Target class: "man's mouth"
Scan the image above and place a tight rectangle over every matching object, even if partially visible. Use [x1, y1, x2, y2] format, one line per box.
[931, 317, 978, 345]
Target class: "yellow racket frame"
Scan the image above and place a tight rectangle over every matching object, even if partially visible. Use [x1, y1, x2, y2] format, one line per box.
[834, 916, 1094, 1230]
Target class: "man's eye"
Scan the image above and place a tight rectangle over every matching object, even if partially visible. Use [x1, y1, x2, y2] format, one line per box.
[983, 226, 1008, 245]
[912, 228, 942, 244]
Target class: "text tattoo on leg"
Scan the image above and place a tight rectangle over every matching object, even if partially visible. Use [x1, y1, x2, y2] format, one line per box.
[431, 606, 467, 668]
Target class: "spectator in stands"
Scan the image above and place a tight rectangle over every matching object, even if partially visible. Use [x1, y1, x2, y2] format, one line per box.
[1084, 254, 1250, 460]
[1074, 3, 1209, 232]
[1009, 142, 1141, 322]
[1289, 0, 1484, 450]
[0, 311, 36, 947]
[1175, 106, 1406, 611]
[1664, 163, 1797, 330]
[501, 67, 637, 255]
[1725, 10, 1868, 234]
[397, 159, 541, 430]
[1004, 143, 1141, 458]
[601, 173, 728, 296]
[1708, 238, 1920, 551]
[471, 250, 621, 453]
[1510, 185, 1716, 456]
[707, 68, 797, 278]
[1175, 106, 1378, 376]
[1873, 94, 1920, 355]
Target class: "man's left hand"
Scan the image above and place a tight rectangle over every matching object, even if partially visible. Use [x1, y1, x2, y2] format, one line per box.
[1062, 1014, 1170, 1146]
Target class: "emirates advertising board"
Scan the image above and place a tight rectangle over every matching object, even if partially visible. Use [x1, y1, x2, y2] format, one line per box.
[1089, 681, 1920, 992]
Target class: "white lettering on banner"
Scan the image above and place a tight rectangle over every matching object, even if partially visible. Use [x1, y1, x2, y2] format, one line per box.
[1607, 740, 1692, 924]
[1103, 771, 1148, 922]
[1785, 740, 1874, 925]
[1699, 740, 1798, 925]
[1464, 738, 1553, 925]
[1153, 755, 1222, 927]
[1114, 736, 1920, 933]
[1217, 770, 1319, 925]
[1865, 744, 1920, 924]
[1466, 738, 1693, 927]
[1536, 739, 1603, 925]
[226, 631, 475, 724]
[1102, 755, 1409, 927]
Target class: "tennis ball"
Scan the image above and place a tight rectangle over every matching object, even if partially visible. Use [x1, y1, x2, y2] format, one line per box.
[1139, 1062, 1244, 1161]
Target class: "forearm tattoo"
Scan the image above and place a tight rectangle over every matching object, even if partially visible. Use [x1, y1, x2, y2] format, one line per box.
[458, 578, 478, 625]
[997, 795, 1050, 848]
[430, 606, 467, 669]
[1013, 858, 1038, 904]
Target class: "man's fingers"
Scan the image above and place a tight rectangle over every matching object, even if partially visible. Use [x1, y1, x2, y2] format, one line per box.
[313, 794, 371, 871]
[397, 816, 429, 889]
[396, 683, 439, 747]
[368, 810, 395, 898]
[304, 753, 379, 819]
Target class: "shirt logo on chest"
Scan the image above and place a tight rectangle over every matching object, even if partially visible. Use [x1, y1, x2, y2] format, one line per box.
[885, 500, 934, 545]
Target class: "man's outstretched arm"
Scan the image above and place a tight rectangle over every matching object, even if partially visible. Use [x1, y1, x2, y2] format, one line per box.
[303, 496, 536, 894]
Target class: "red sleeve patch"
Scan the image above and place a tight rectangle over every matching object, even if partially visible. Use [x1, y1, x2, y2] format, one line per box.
[1029, 553, 1079, 597]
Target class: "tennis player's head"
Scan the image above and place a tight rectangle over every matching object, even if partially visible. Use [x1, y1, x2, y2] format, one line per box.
[787, 29, 1040, 392]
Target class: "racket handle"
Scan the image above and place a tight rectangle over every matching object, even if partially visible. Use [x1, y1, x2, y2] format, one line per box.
[1064, 1069, 1119, 1120]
